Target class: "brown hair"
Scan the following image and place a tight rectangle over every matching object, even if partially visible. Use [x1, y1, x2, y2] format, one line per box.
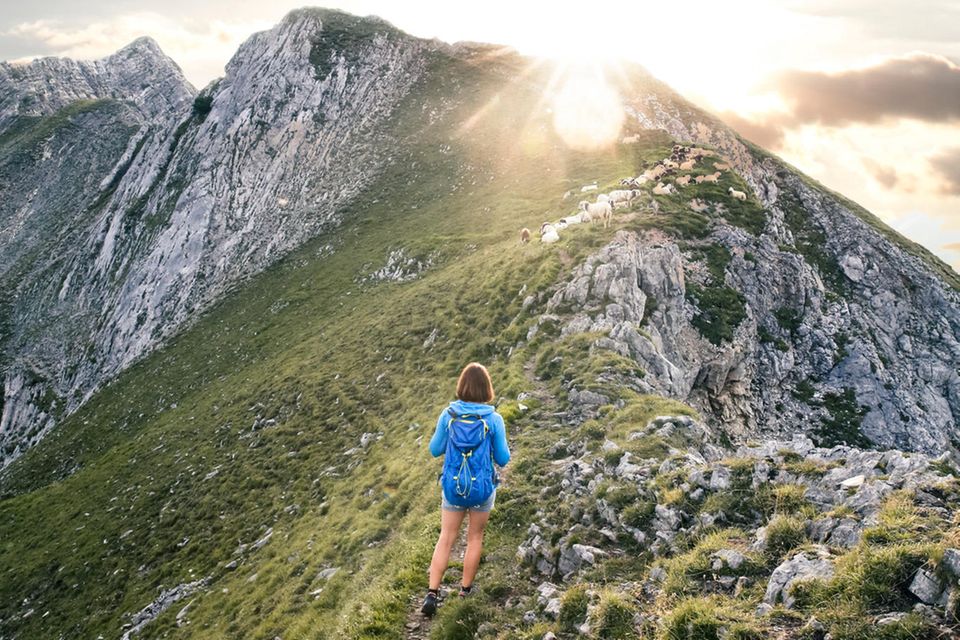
[456, 362, 494, 403]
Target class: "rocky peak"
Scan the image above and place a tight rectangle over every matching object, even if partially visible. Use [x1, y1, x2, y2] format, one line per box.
[0, 35, 194, 129]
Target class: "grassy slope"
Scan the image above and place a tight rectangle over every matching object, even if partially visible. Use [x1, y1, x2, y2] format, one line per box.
[2, 46, 957, 640]
[0, 50, 689, 639]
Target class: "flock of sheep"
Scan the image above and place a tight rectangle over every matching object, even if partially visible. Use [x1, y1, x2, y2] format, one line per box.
[521, 143, 748, 244]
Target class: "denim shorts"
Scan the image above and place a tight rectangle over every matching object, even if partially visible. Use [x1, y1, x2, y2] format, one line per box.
[441, 488, 496, 512]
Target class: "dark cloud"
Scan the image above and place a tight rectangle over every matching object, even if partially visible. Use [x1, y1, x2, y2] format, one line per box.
[718, 111, 786, 150]
[768, 53, 960, 126]
[861, 158, 900, 190]
[929, 148, 960, 195]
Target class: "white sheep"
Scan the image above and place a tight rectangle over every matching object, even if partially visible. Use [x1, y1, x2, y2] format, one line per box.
[606, 189, 637, 206]
[663, 159, 679, 169]
[580, 183, 598, 193]
[520, 228, 530, 243]
[540, 223, 560, 243]
[621, 134, 640, 144]
[560, 213, 583, 225]
[728, 187, 747, 201]
[653, 182, 675, 195]
[679, 159, 697, 171]
[713, 162, 731, 171]
[675, 175, 692, 187]
[579, 200, 612, 226]
[596, 193, 610, 203]
[555, 219, 569, 230]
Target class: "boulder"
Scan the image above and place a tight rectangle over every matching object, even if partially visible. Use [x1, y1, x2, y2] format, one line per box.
[909, 568, 944, 605]
[764, 546, 835, 608]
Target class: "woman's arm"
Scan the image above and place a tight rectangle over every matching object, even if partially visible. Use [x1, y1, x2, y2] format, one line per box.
[428, 410, 449, 457]
[491, 414, 511, 466]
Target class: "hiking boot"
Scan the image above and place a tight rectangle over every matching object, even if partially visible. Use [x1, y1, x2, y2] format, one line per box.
[420, 590, 438, 616]
[458, 584, 473, 598]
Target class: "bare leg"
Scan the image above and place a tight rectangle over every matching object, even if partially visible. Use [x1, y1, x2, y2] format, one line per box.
[429, 508, 466, 590]
[462, 509, 491, 588]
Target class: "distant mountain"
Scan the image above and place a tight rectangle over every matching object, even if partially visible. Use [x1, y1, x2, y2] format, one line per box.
[1, 9, 959, 638]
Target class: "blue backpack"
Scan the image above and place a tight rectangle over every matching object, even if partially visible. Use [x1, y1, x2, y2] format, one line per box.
[440, 408, 498, 508]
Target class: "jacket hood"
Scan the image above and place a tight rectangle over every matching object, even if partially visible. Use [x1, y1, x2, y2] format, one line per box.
[448, 399, 496, 416]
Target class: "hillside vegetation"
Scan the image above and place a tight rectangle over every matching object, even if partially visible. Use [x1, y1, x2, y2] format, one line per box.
[2, 23, 959, 640]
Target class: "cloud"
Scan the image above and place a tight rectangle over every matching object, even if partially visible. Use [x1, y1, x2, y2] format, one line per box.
[861, 158, 901, 190]
[785, 1, 960, 43]
[717, 110, 786, 150]
[944, 242, 960, 251]
[768, 52, 960, 127]
[928, 147, 960, 195]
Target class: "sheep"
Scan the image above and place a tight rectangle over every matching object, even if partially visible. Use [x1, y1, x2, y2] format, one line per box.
[520, 228, 531, 243]
[675, 175, 693, 186]
[596, 193, 611, 203]
[580, 183, 598, 193]
[643, 165, 667, 181]
[621, 134, 640, 144]
[713, 162, 731, 171]
[540, 223, 560, 243]
[593, 202, 613, 228]
[663, 159, 680, 169]
[560, 213, 584, 225]
[695, 171, 722, 184]
[679, 159, 697, 171]
[653, 182, 675, 196]
[728, 187, 747, 201]
[579, 200, 612, 226]
[555, 220, 568, 230]
[606, 189, 637, 206]
[689, 147, 714, 158]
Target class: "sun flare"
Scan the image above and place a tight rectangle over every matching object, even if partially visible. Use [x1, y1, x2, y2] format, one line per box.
[549, 64, 625, 151]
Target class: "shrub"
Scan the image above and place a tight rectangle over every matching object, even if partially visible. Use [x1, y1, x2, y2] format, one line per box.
[558, 583, 589, 632]
[591, 590, 637, 639]
[764, 515, 807, 562]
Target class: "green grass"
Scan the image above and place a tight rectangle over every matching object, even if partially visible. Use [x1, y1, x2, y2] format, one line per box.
[2, 30, 959, 640]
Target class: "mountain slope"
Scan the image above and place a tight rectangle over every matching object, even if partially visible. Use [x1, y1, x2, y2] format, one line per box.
[0, 9, 438, 466]
[1, 7, 959, 640]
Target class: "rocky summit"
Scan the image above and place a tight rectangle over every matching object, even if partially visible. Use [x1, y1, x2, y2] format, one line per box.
[0, 6, 958, 640]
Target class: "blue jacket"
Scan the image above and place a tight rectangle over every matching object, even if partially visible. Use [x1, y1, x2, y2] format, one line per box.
[429, 399, 510, 466]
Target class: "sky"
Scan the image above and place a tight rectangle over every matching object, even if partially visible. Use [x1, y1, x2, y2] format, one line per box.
[3, 1, 959, 273]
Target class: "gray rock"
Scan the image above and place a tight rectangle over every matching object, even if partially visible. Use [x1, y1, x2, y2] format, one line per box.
[709, 467, 732, 490]
[711, 549, 747, 571]
[764, 547, 835, 608]
[909, 569, 944, 605]
[941, 548, 960, 579]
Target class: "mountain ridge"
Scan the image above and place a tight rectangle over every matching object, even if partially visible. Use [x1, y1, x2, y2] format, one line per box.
[0, 7, 959, 639]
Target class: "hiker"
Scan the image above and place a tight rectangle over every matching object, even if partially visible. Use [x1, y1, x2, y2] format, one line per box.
[420, 362, 511, 616]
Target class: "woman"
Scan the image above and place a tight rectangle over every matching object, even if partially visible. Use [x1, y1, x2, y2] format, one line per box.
[420, 362, 511, 616]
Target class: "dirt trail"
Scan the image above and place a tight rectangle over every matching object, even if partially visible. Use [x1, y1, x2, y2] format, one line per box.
[403, 525, 468, 639]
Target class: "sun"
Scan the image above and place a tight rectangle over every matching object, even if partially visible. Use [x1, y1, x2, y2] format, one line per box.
[549, 62, 626, 151]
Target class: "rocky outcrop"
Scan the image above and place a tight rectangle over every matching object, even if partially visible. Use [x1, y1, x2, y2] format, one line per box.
[534, 221, 960, 453]
[619, 83, 960, 453]
[0, 9, 442, 466]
